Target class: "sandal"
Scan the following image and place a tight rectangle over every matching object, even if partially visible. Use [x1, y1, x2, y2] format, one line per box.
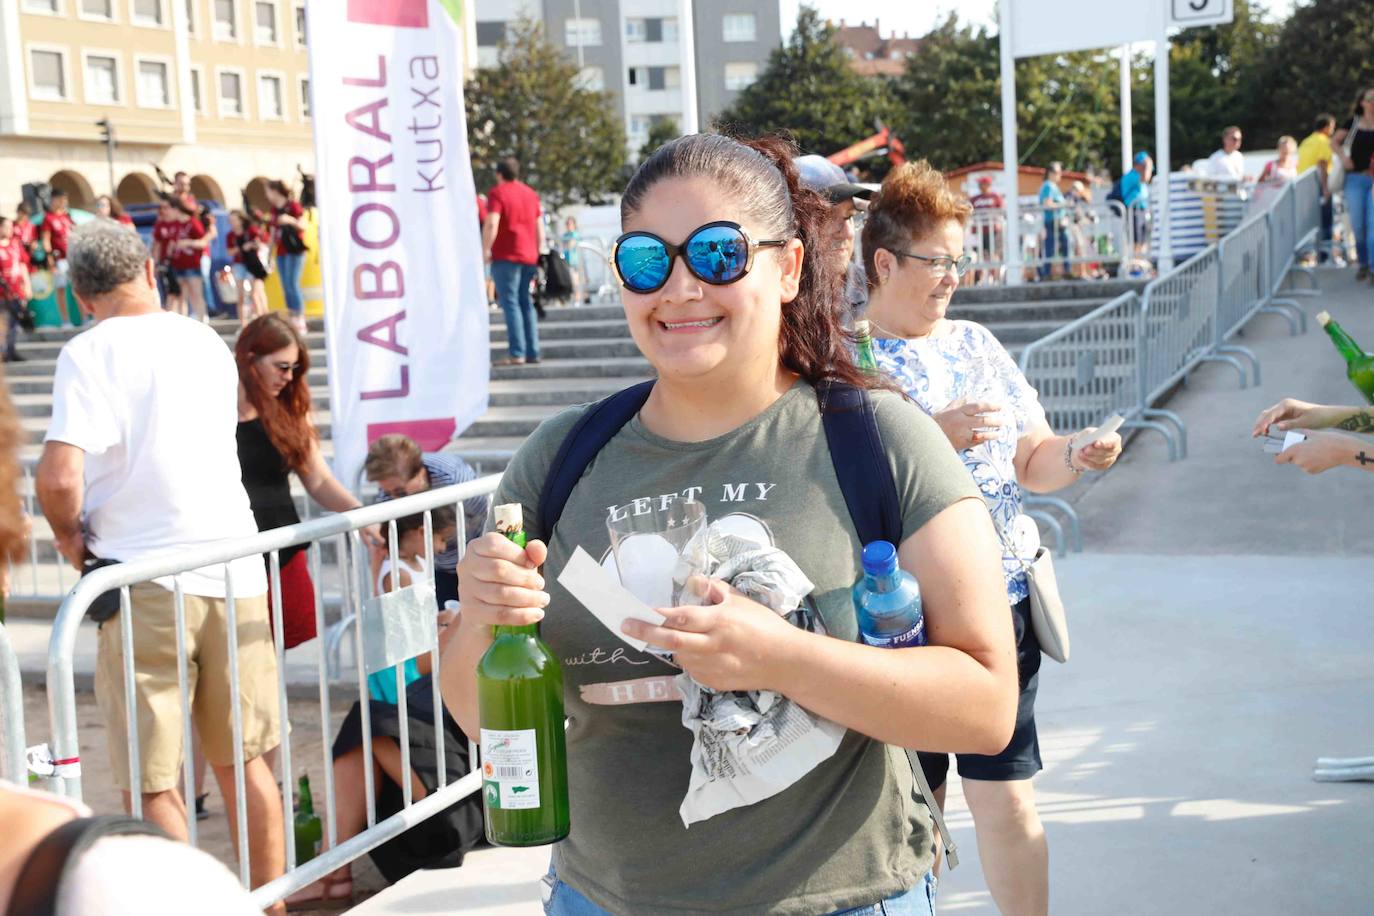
[285, 874, 352, 911]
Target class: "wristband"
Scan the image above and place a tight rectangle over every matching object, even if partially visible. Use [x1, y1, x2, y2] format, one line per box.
[1065, 440, 1085, 474]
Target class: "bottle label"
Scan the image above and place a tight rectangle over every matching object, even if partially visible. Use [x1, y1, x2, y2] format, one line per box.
[480, 728, 541, 810]
[861, 619, 925, 649]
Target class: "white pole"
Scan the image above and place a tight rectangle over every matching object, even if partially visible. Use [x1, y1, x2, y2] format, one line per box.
[999, 0, 1021, 286]
[1119, 44, 1133, 178]
[677, 0, 698, 134]
[572, 0, 585, 69]
[1154, 29, 1172, 271]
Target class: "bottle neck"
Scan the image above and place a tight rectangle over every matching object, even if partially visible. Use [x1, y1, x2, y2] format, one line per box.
[1324, 320, 1367, 363]
[494, 624, 540, 638]
[298, 780, 313, 813]
[863, 570, 900, 594]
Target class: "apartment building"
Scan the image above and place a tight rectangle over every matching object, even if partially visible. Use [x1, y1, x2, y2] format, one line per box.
[474, 0, 782, 155]
[0, 0, 314, 213]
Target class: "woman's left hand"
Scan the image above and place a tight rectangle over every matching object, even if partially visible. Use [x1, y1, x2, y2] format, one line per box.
[621, 582, 800, 693]
[1072, 430, 1123, 471]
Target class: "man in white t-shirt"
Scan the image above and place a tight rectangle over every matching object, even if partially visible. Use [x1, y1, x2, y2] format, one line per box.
[34, 220, 285, 912]
[1205, 125, 1247, 181]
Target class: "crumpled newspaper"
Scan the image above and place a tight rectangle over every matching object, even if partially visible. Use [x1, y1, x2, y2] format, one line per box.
[676, 530, 848, 827]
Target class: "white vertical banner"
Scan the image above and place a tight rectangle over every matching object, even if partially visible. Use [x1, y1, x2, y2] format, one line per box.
[307, 0, 489, 488]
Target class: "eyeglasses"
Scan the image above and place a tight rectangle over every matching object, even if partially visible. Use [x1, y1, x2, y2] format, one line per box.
[612, 221, 786, 294]
[893, 250, 972, 278]
[266, 359, 301, 375]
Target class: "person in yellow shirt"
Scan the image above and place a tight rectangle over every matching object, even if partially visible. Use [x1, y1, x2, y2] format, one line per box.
[1297, 114, 1337, 262]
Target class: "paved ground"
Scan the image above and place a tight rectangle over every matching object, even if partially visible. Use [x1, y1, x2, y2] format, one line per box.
[6, 267, 1371, 913]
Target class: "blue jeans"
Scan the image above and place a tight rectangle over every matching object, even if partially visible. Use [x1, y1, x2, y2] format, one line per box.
[1040, 223, 1069, 278]
[491, 258, 540, 361]
[540, 865, 938, 915]
[277, 252, 305, 315]
[1342, 172, 1374, 267]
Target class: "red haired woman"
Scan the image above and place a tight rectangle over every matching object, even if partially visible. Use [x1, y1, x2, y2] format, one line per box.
[236, 314, 372, 647]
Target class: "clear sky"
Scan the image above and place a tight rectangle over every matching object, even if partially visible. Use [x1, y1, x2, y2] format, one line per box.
[795, 0, 1297, 40]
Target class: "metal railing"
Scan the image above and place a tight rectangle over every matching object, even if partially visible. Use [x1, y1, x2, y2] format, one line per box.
[1214, 211, 1269, 386]
[0, 621, 24, 782]
[966, 202, 1132, 284]
[43, 476, 500, 908]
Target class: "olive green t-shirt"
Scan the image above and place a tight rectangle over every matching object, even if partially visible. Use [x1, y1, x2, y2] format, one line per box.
[492, 379, 979, 915]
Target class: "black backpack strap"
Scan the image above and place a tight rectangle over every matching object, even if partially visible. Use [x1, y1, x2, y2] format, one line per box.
[536, 380, 656, 538]
[816, 379, 902, 546]
[6, 816, 168, 916]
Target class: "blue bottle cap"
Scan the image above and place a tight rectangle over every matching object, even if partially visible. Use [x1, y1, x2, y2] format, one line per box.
[861, 540, 899, 576]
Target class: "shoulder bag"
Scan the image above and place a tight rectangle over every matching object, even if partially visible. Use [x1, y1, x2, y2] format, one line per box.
[999, 521, 1070, 663]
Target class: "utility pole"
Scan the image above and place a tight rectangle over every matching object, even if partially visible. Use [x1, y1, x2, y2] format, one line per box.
[96, 118, 116, 196]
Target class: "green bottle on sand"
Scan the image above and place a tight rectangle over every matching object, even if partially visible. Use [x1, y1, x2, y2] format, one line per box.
[477, 504, 570, 846]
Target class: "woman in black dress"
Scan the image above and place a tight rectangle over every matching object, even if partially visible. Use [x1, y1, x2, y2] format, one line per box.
[235, 313, 373, 648]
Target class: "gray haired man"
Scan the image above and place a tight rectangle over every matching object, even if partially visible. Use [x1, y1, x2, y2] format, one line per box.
[35, 220, 286, 912]
[794, 154, 873, 309]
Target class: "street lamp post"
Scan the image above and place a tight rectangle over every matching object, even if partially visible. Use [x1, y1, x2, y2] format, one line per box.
[96, 118, 116, 197]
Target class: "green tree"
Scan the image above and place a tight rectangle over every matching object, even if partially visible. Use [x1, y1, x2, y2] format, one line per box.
[465, 19, 626, 210]
[890, 14, 1120, 174]
[1253, 0, 1374, 143]
[716, 6, 896, 158]
[637, 117, 678, 164]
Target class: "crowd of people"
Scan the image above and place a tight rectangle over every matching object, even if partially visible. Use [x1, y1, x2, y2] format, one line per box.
[3, 89, 1371, 915]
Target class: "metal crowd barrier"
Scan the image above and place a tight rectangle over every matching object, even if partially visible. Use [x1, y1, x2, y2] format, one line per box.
[1215, 211, 1270, 386]
[966, 202, 1131, 284]
[1264, 182, 1310, 335]
[44, 477, 500, 907]
[0, 621, 24, 782]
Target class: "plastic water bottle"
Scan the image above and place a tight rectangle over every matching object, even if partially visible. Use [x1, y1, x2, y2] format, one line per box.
[852, 540, 925, 648]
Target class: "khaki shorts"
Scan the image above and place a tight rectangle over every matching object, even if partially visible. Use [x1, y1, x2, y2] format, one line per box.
[95, 582, 281, 793]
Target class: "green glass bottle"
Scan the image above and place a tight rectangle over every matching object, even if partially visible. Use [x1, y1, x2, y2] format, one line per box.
[477, 504, 570, 847]
[294, 774, 322, 863]
[1317, 311, 1374, 404]
[854, 319, 879, 376]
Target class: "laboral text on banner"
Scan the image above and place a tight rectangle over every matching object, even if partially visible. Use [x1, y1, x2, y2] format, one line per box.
[307, 0, 489, 487]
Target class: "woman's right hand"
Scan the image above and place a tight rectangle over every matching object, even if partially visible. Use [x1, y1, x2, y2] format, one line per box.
[1251, 398, 1346, 437]
[934, 398, 1005, 451]
[456, 532, 550, 630]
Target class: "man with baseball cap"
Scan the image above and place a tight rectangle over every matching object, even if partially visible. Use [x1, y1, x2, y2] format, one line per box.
[794, 153, 873, 309]
[1118, 151, 1153, 255]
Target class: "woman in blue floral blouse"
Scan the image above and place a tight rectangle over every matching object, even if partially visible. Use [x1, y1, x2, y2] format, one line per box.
[859, 160, 1122, 916]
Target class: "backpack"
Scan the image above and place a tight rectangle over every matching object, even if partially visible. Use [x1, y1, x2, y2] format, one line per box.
[535, 378, 960, 868]
[1106, 178, 1125, 204]
[5, 816, 168, 916]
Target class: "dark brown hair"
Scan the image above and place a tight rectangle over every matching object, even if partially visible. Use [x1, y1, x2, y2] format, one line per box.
[96, 195, 127, 220]
[267, 179, 293, 201]
[235, 314, 315, 472]
[497, 157, 520, 181]
[620, 132, 875, 391]
[364, 434, 424, 483]
[862, 159, 972, 294]
[396, 505, 457, 539]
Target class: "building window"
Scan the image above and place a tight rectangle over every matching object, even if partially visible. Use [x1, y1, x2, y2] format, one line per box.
[722, 13, 756, 43]
[475, 20, 504, 47]
[724, 62, 757, 91]
[299, 76, 310, 118]
[630, 115, 652, 138]
[564, 17, 601, 47]
[213, 0, 236, 39]
[23, 0, 61, 13]
[293, 3, 305, 46]
[577, 66, 604, 92]
[132, 0, 165, 26]
[184, 0, 196, 33]
[662, 17, 678, 43]
[258, 73, 283, 118]
[643, 66, 678, 92]
[29, 49, 67, 100]
[136, 58, 171, 106]
[624, 18, 644, 42]
[217, 68, 243, 116]
[80, 0, 115, 19]
[84, 54, 120, 103]
[189, 66, 203, 112]
[254, 0, 276, 43]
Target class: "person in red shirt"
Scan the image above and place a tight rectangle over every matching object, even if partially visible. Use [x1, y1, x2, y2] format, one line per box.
[95, 195, 135, 227]
[266, 179, 308, 334]
[969, 175, 1006, 284]
[0, 216, 32, 362]
[483, 157, 545, 365]
[167, 199, 209, 321]
[226, 210, 270, 325]
[151, 199, 186, 314]
[41, 190, 75, 262]
[13, 203, 38, 268]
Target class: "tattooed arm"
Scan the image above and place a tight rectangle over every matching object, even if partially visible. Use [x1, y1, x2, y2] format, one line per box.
[1276, 430, 1374, 475]
[1252, 399, 1373, 437]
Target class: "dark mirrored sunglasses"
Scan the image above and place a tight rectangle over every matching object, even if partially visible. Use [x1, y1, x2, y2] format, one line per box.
[612, 221, 785, 294]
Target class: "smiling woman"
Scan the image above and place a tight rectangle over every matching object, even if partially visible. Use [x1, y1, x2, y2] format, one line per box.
[442, 133, 1019, 916]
